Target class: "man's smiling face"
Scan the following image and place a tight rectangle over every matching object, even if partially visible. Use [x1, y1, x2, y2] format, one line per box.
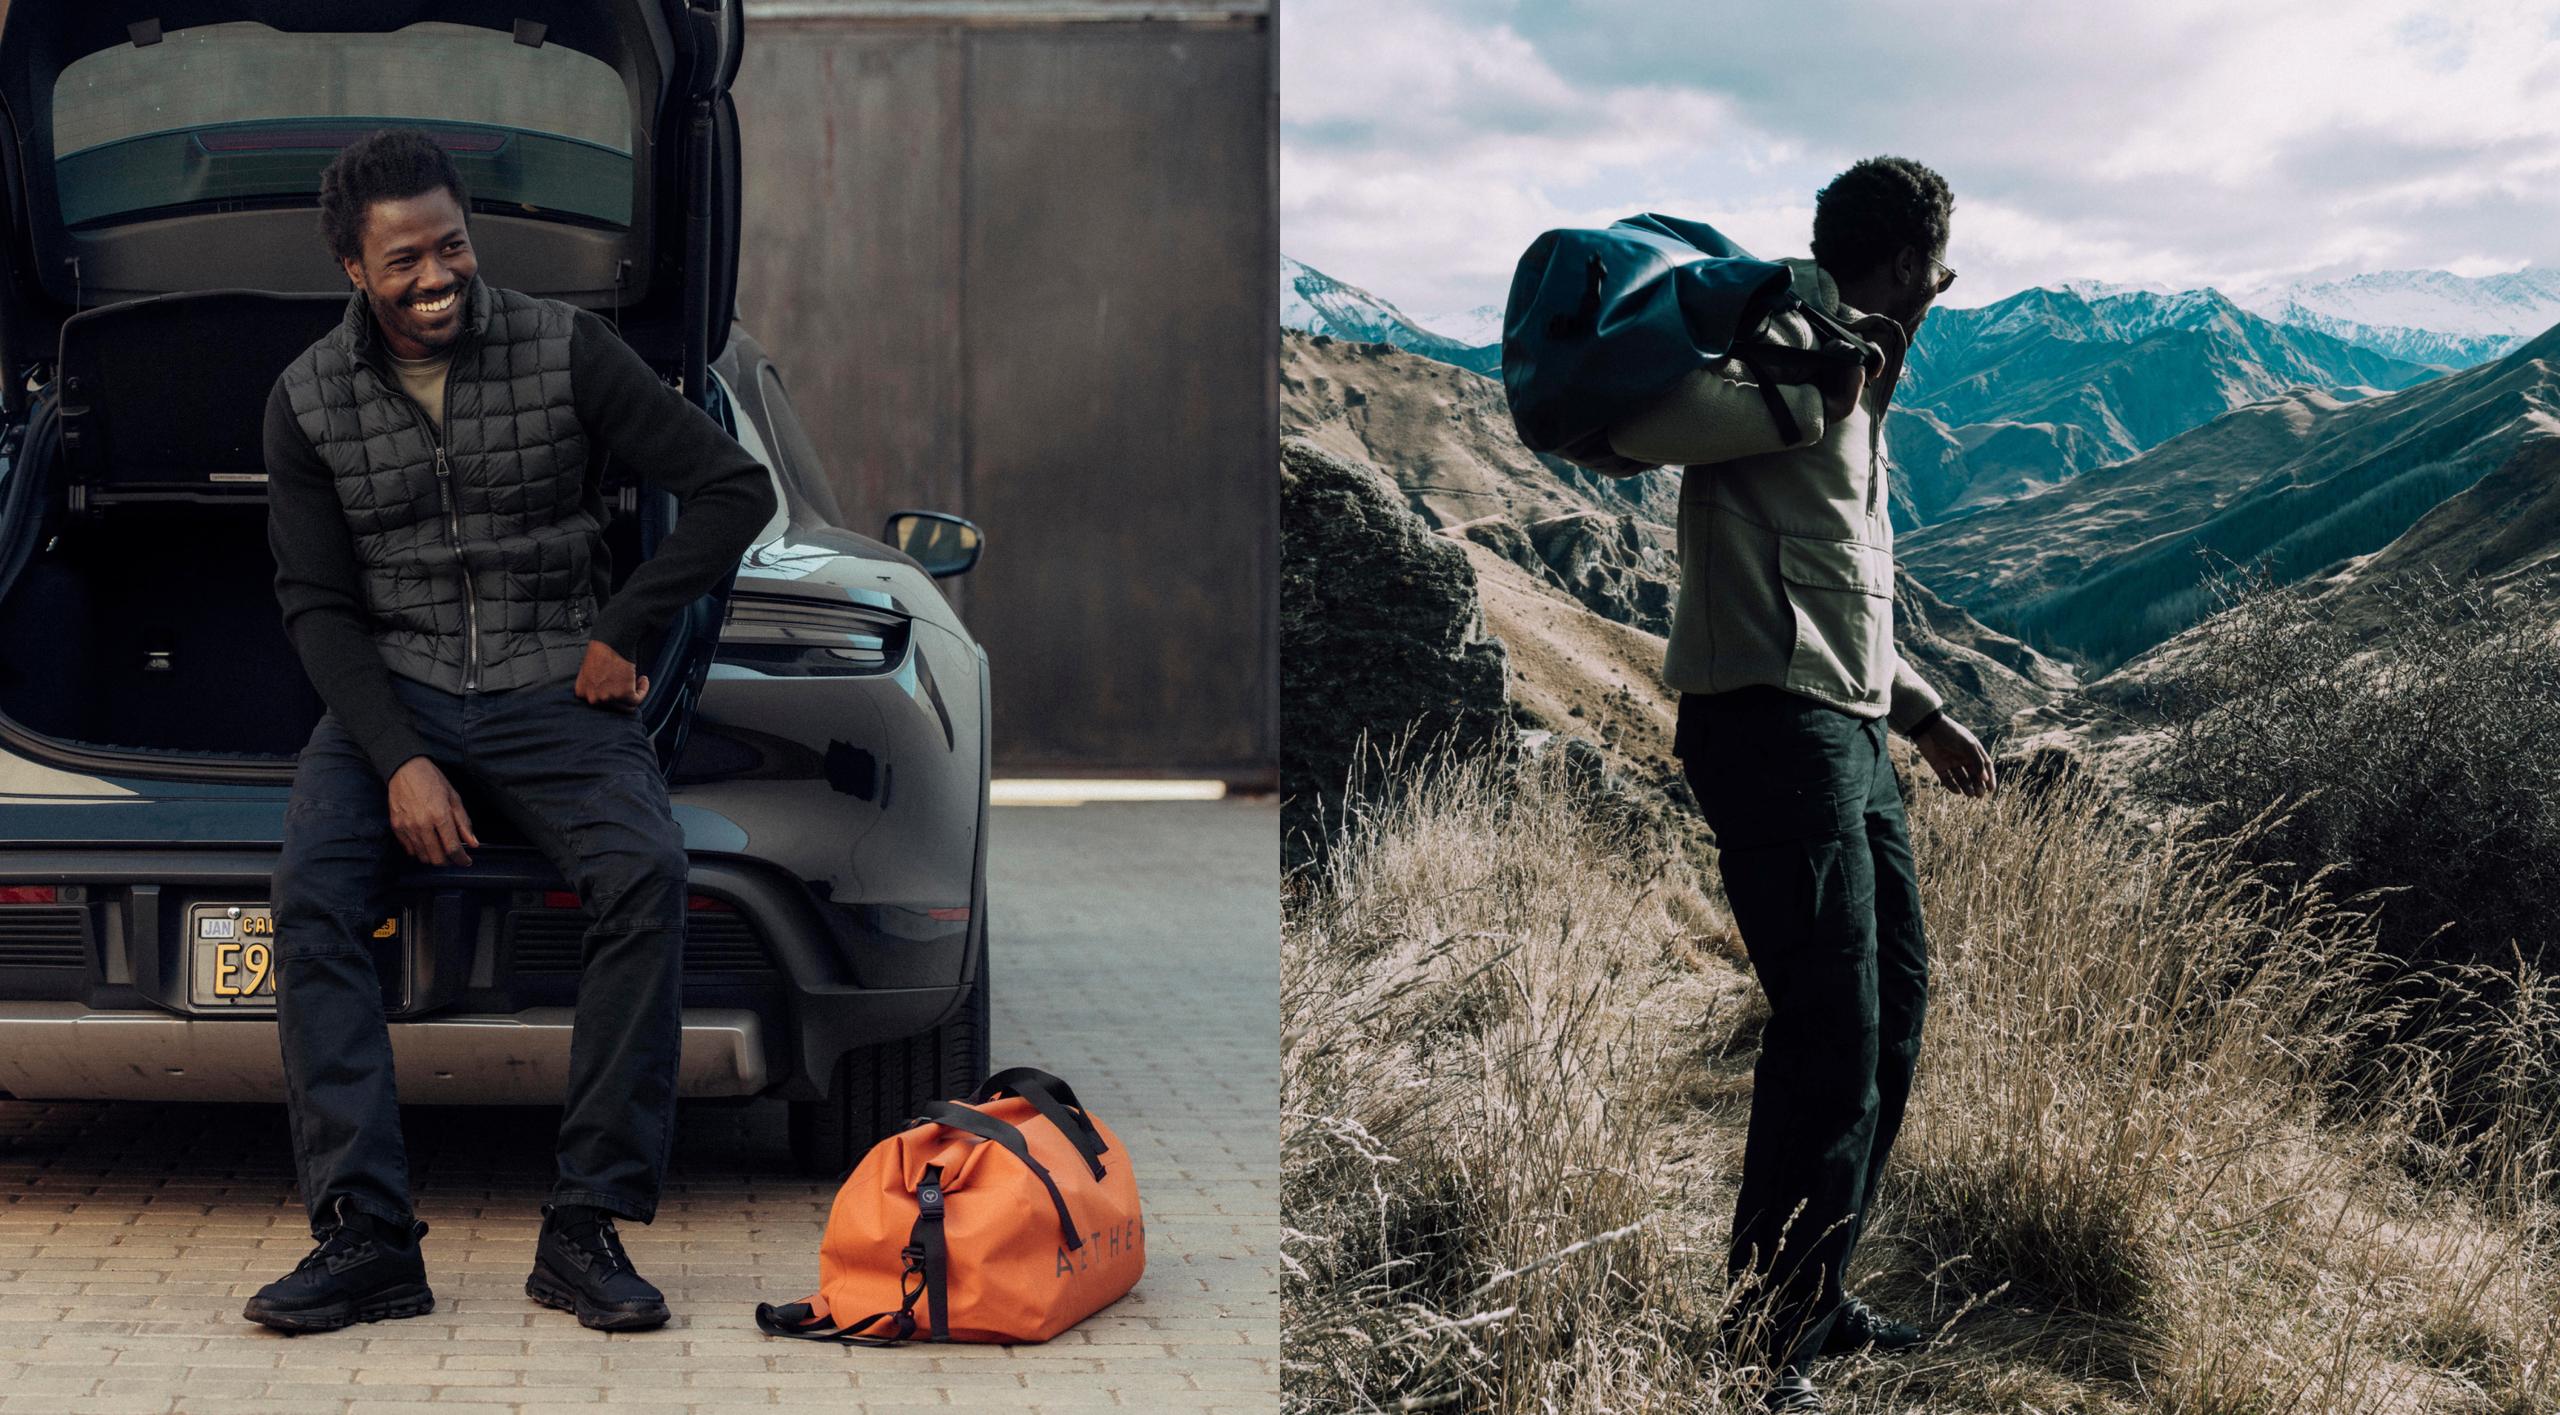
[340, 186, 476, 360]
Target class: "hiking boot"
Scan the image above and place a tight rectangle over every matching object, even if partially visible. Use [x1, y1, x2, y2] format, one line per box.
[526, 1203, 669, 1331]
[1765, 1364, 1827, 1413]
[242, 1198, 433, 1333]
[1817, 1295, 1926, 1354]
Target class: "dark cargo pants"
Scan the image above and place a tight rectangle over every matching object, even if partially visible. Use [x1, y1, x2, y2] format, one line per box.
[1676, 684, 1928, 1366]
[270, 672, 689, 1238]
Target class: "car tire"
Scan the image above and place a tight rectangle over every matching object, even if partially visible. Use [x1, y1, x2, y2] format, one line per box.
[787, 901, 991, 1178]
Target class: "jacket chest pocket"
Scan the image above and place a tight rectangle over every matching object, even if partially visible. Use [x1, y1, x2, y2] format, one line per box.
[1774, 532, 1895, 705]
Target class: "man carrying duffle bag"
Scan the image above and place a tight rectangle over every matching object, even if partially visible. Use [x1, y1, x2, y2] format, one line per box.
[756, 1067, 1143, 1345]
[1501, 158, 1999, 1414]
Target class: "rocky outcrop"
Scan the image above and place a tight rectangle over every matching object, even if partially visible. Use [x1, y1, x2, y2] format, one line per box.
[1447, 514, 1549, 583]
[1281, 438, 1511, 867]
[1524, 511, 1677, 637]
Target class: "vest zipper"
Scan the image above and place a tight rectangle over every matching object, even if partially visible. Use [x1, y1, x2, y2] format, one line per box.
[437, 442, 481, 692]
[364, 290, 482, 694]
[387, 385, 479, 693]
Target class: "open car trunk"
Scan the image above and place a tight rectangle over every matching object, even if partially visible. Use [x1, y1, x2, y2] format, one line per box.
[0, 1, 745, 778]
[0, 499, 327, 760]
[0, 289, 651, 767]
[0, 0, 745, 407]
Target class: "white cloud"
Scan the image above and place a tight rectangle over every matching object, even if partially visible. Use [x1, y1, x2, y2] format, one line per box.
[1282, 0, 2560, 315]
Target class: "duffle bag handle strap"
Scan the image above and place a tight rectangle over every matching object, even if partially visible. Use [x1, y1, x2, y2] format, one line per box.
[754, 1164, 952, 1347]
[918, 1100, 1085, 1250]
[1724, 294, 1879, 445]
[969, 1067, 1109, 1180]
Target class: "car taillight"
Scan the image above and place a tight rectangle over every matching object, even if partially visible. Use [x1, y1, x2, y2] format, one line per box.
[0, 885, 58, 903]
[927, 907, 970, 922]
[543, 890, 581, 909]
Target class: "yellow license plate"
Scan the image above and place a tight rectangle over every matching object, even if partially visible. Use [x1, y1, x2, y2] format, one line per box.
[187, 903, 397, 1006]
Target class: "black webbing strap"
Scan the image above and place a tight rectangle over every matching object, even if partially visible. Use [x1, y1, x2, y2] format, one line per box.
[915, 1163, 950, 1340]
[1731, 350, 1803, 446]
[970, 1067, 1109, 1180]
[752, 1163, 950, 1347]
[919, 1100, 1084, 1249]
[1725, 288, 1883, 448]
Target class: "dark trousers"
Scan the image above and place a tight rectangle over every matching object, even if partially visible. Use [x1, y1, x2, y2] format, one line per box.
[271, 673, 690, 1238]
[1676, 685, 1928, 1366]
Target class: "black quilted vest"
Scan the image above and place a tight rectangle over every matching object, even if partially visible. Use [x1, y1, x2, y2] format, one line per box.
[277, 275, 604, 694]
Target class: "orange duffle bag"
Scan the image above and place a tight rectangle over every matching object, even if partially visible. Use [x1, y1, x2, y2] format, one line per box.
[754, 1067, 1144, 1345]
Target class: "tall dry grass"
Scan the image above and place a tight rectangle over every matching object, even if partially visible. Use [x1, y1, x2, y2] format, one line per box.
[1282, 741, 2560, 1413]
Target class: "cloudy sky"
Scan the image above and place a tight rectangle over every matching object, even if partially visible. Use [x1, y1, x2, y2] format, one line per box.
[1281, 0, 2560, 321]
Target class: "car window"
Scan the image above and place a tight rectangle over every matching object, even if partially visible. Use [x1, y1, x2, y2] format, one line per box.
[756, 363, 847, 526]
[50, 21, 631, 229]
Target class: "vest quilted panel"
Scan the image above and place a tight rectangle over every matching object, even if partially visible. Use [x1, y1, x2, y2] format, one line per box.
[278, 276, 604, 694]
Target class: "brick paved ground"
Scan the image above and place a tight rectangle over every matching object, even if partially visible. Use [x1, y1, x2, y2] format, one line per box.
[0, 798, 1279, 1413]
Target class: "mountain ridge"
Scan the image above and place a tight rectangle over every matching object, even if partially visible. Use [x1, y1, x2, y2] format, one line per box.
[1282, 253, 2466, 529]
[1899, 317, 2560, 671]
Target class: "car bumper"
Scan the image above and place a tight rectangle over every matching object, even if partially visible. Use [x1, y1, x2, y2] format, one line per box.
[0, 843, 977, 1104]
[0, 1002, 769, 1103]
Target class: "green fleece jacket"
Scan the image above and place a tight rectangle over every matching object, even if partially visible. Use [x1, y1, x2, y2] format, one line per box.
[1604, 258, 1947, 736]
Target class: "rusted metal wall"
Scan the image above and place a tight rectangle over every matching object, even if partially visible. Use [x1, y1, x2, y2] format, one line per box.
[733, 1, 1276, 782]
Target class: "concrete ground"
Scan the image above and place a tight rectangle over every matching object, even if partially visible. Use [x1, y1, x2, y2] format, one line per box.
[0, 798, 1279, 1414]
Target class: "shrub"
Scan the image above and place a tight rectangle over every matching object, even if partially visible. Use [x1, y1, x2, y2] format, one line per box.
[2144, 559, 2560, 1203]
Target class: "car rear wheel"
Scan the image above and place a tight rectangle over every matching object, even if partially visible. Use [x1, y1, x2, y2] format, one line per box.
[787, 908, 991, 1178]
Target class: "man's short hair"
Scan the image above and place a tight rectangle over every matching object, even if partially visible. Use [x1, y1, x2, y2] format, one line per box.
[1810, 156, 1953, 280]
[317, 128, 472, 266]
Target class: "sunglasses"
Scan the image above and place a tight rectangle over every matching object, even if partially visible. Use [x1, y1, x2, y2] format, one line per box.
[1926, 253, 1957, 294]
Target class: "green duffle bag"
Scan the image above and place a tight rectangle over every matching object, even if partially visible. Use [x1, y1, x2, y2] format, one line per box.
[1501, 212, 1871, 474]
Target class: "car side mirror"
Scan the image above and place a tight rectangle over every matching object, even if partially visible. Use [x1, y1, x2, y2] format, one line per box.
[883, 511, 983, 578]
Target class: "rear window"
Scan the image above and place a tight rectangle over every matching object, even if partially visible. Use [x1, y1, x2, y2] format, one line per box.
[49, 21, 632, 230]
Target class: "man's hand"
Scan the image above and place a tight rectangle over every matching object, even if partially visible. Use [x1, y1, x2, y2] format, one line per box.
[1914, 715, 1997, 798]
[388, 757, 479, 866]
[1819, 352, 1867, 424]
[575, 639, 650, 711]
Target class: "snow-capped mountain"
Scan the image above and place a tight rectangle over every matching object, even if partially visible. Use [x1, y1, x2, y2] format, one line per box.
[2049, 277, 2180, 301]
[1945, 284, 2265, 348]
[1417, 303, 1505, 347]
[1280, 256, 1500, 374]
[2235, 269, 2560, 366]
[2239, 268, 2560, 338]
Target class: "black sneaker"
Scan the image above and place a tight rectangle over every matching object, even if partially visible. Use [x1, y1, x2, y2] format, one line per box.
[242, 1199, 433, 1333]
[526, 1203, 669, 1331]
[1817, 1295, 1926, 1354]
[1765, 1364, 1827, 1413]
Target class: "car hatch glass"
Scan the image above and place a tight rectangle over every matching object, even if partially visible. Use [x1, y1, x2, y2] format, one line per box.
[50, 20, 633, 230]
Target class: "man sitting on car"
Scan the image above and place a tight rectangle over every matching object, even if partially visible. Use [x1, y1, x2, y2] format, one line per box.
[246, 127, 776, 1335]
